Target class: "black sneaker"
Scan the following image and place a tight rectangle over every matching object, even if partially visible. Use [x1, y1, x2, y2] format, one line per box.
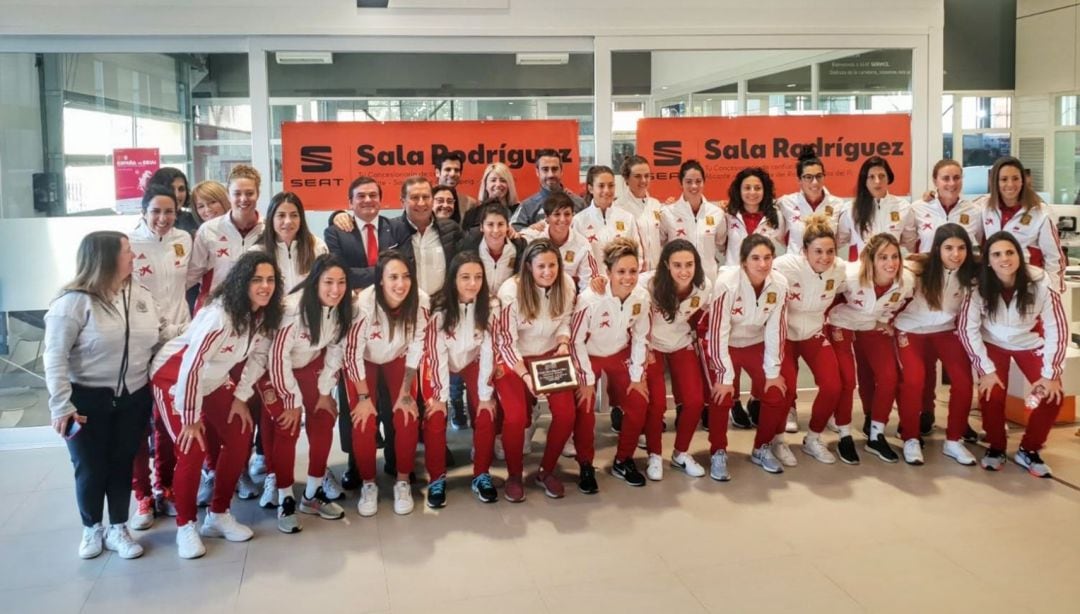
[962, 424, 979, 444]
[341, 467, 361, 491]
[747, 398, 761, 427]
[578, 463, 599, 494]
[470, 473, 498, 503]
[700, 405, 710, 431]
[730, 400, 752, 429]
[450, 403, 468, 430]
[919, 411, 935, 436]
[611, 458, 646, 487]
[865, 434, 899, 463]
[610, 406, 623, 433]
[837, 435, 860, 465]
[277, 496, 301, 534]
[426, 477, 447, 509]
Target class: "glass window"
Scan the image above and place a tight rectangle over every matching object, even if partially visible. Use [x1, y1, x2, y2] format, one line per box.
[960, 96, 1010, 130]
[1057, 94, 1080, 127]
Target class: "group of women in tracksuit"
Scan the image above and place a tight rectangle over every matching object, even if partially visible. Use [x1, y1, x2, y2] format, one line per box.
[46, 150, 1070, 563]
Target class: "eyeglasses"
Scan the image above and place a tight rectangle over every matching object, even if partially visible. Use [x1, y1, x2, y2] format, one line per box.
[433, 197, 456, 205]
[800, 173, 825, 182]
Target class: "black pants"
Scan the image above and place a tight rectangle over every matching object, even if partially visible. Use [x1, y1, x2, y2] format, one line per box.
[66, 384, 152, 527]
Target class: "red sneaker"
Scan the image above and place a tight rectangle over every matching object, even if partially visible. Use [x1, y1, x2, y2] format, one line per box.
[504, 475, 525, 503]
[535, 470, 565, 499]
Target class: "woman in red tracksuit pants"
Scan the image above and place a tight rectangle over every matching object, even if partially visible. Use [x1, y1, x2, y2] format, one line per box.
[253, 254, 351, 533]
[149, 251, 283, 559]
[639, 239, 713, 481]
[569, 237, 652, 490]
[827, 233, 914, 464]
[702, 235, 789, 478]
[493, 239, 578, 501]
[344, 250, 429, 518]
[424, 252, 499, 506]
[959, 231, 1068, 478]
[893, 224, 978, 467]
[771, 214, 853, 465]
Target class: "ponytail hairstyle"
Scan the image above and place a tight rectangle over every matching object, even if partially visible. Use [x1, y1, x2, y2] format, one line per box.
[373, 249, 419, 342]
[295, 254, 353, 346]
[986, 156, 1041, 213]
[795, 145, 825, 178]
[678, 159, 706, 184]
[620, 154, 650, 180]
[726, 167, 779, 229]
[435, 251, 491, 336]
[584, 164, 616, 204]
[652, 239, 704, 322]
[801, 212, 837, 251]
[602, 236, 640, 272]
[919, 223, 978, 311]
[515, 239, 571, 321]
[857, 232, 903, 288]
[263, 191, 317, 285]
[209, 250, 284, 337]
[851, 156, 895, 237]
[147, 167, 190, 208]
[140, 184, 178, 213]
[979, 231, 1036, 320]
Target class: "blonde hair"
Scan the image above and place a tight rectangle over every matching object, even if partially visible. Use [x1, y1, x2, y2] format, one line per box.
[191, 181, 230, 213]
[60, 231, 129, 313]
[479, 162, 519, 206]
[227, 164, 262, 190]
[516, 239, 571, 321]
[602, 236, 640, 271]
[801, 212, 836, 250]
[858, 233, 904, 288]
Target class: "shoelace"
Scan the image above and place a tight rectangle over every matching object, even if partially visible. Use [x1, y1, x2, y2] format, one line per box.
[475, 474, 494, 490]
[430, 480, 446, 495]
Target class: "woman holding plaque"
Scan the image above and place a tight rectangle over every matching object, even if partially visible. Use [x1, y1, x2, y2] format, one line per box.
[569, 237, 652, 489]
[493, 239, 578, 502]
[424, 252, 499, 506]
[702, 234, 789, 478]
[639, 239, 713, 482]
[343, 251, 429, 517]
[958, 231, 1067, 477]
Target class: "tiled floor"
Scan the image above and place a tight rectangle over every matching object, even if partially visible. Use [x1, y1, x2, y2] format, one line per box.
[2, 404, 1080, 614]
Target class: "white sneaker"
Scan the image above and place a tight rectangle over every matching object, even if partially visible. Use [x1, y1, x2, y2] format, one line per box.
[357, 482, 378, 517]
[637, 434, 647, 450]
[130, 496, 154, 531]
[671, 451, 706, 477]
[259, 474, 278, 509]
[248, 454, 268, 481]
[710, 451, 731, 481]
[493, 436, 506, 461]
[104, 524, 144, 559]
[751, 444, 784, 474]
[772, 437, 798, 467]
[197, 469, 215, 507]
[785, 407, 799, 433]
[393, 480, 414, 515]
[646, 453, 664, 481]
[903, 439, 924, 466]
[801, 436, 837, 464]
[236, 470, 261, 500]
[942, 440, 976, 466]
[321, 472, 345, 501]
[199, 510, 253, 542]
[176, 521, 206, 559]
[826, 416, 840, 433]
[561, 439, 577, 458]
[79, 523, 105, 559]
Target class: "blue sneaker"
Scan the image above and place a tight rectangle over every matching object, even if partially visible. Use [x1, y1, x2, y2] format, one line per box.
[470, 473, 498, 503]
[426, 476, 447, 509]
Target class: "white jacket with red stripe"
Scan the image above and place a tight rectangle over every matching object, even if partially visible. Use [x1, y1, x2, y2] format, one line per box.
[827, 263, 915, 331]
[977, 199, 1065, 294]
[573, 202, 641, 265]
[778, 188, 847, 253]
[150, 301, 269, 425]
[705, 266, 788, 384]
[901, 198, 984, 254]
[129, 221, 192, 329]
[638, 271, 713, 354]
[723, 210, 787, 265]
[425, 301, 497, 403]
[343, 286, 429, 383]
[771, 253, 847, 341]
[958, 266, 1068, 380]
[494, 274, 575, 367]
[267, 295, 346, 410]
[518, 227, 600, 293]
[187, 213, 265, 295]
[478, 239, 518, 300]
[616, 193, 663, 271]
[836, 194, 912, 260]
[252, 236, 329, 295]
[569, 284, 651, 385]
[893, 264, 975, 334]
[658, 197, 728, 279]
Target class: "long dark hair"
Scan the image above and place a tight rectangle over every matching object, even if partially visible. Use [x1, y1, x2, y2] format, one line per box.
[584, 164, 616, 203]
[374, 250, 419, 342]
[918, 223, 978, 310]
[726, 167, 779, 229]
[262, 191, 317, 284]
[295, 254, 353, 346]
[148, 167, 190, 208]
[986, 156, 1041, 213]
[653, 239, 704, 322]
[434, 252, 490, 336]
[208, 250, 284, 336]
[851, 156, 895, 236]
[979, 231, 1036, 320]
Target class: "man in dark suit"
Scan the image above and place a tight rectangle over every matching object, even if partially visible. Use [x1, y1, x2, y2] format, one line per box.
[388, 175, 463, 298]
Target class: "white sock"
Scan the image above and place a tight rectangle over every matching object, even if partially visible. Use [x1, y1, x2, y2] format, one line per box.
[838, 424, 852, 437]
[278, 487, 292, 502]
[806, 431, 821, 442]
[870, 420, 885, 439]
[305, 476, 320, 499]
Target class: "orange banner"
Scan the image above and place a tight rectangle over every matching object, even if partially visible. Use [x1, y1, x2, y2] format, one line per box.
[282, 120, 581, 211]
[635, 115, 911, 202]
